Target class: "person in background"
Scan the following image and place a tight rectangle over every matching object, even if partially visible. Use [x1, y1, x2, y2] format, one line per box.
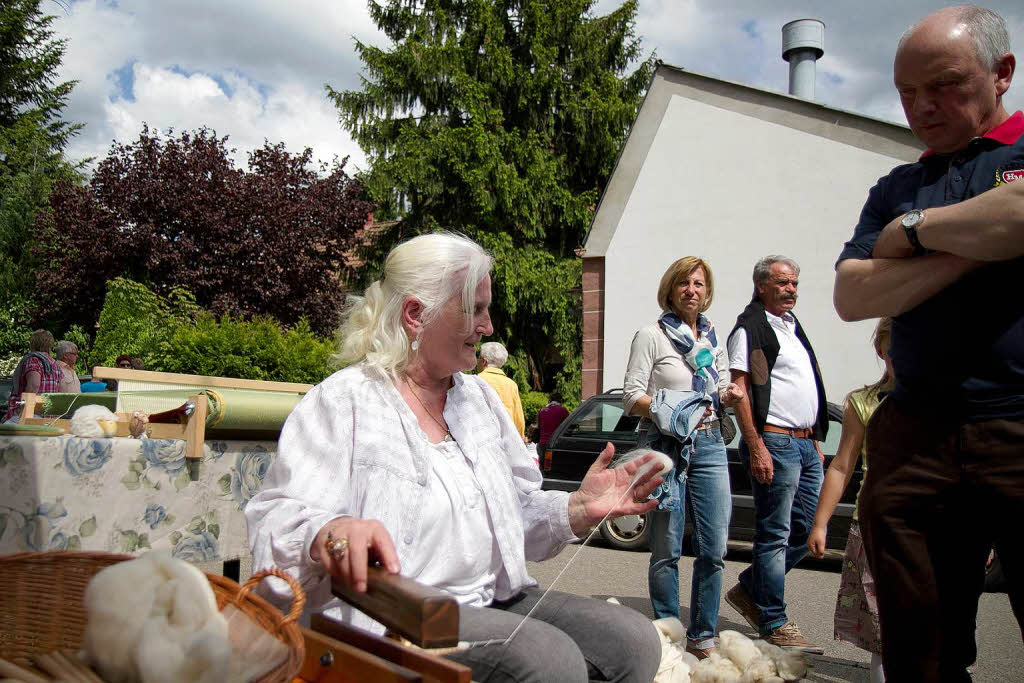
[475, 341, 527, 440]
[623, 256, 744, 659]
[115, 355, 134, 370]
[808, 318, 892, 683]
[246, 233, 663, 682]
[726, 255, 829, 654]
[5, 330, 64, 421]
[80, 375, 108, 393]
[130, 357, 145, 370]
[537, 390, 570, 453]
[54, 340, 82, 393]
[833, 7, 1023, 679]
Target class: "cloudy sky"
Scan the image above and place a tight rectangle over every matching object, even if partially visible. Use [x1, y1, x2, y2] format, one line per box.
[53, 1, 1024, 173]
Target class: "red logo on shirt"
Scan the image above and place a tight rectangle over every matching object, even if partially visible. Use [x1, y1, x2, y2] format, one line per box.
[1002, 169, 1024, 183]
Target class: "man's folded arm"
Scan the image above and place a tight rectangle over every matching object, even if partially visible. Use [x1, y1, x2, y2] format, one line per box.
[833, 254, 978, 322]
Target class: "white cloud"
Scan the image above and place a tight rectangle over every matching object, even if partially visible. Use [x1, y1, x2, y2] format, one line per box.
[51, 0, 1024, 174]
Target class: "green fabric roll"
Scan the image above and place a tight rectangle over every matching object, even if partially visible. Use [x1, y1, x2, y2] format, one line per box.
[116, 388, 302, 432]
[41, 392, 118, 416]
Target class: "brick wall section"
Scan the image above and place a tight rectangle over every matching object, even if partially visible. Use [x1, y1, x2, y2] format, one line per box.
[582, 257, 605, 399]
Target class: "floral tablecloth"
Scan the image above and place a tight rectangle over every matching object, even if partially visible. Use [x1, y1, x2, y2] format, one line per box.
[0, 435, 275, 562]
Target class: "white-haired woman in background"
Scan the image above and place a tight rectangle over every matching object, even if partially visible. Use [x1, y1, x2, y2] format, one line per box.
[246, 233, 663, 682]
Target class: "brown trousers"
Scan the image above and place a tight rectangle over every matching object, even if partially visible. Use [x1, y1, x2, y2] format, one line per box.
[860, 398, 1023, 682]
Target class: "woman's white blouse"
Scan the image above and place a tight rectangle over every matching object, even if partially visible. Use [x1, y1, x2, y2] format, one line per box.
[245, 365, 576, 635]
[622, 322, 731, 415]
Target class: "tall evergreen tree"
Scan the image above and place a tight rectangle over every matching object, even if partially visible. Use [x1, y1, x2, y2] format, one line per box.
[329, 0, 651, 397]
[0, 0, 81, 353]
[0, 0, 80, 150]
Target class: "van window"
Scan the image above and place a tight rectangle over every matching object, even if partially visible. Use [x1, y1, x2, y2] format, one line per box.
[572, 401, 639, 436]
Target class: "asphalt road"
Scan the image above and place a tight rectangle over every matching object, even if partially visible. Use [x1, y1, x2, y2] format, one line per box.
[526, 540, 1022, 683]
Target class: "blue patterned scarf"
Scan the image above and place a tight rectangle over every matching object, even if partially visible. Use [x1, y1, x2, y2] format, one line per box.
[658, 311, 720, 410]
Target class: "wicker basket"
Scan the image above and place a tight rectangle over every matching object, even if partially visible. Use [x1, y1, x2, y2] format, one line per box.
[0, 551, 306, 682]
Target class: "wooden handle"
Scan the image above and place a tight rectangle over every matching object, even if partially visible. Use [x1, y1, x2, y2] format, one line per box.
[331, 568, 459, 649]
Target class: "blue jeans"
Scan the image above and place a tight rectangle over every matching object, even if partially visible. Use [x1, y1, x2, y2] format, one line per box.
[738, 431, 823, 634]
[647, 426, 731, 648]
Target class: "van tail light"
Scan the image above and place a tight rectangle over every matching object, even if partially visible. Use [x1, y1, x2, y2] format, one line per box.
[543, 450, 553, 471]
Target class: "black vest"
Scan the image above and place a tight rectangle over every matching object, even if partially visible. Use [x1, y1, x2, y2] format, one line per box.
[728, 299, 829, 441]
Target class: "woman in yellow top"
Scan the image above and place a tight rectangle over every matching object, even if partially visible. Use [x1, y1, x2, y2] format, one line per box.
[808, 318, 891, 683]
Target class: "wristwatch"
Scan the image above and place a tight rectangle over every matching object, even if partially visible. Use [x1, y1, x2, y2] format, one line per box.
[900, 209, 926, 255]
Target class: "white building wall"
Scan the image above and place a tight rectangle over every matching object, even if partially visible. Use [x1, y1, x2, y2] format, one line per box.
[601, 94, 909, 401]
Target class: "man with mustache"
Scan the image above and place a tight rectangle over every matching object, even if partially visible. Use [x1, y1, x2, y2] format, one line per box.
[834, 6, 1022, 680]
[724, 256, 829, 653]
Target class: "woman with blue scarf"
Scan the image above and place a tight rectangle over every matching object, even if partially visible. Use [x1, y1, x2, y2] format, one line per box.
[622, 256, 744, 660]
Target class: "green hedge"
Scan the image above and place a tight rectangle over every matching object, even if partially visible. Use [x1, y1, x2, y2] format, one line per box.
[522, 391, 549, 428]
[91, 278, 334, 384]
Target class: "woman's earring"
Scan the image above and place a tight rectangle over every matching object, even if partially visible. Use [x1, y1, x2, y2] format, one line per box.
[411, 339, 420, 352]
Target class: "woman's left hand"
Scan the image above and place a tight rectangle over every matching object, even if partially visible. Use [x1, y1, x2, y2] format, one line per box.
[567, 443, 663, 537]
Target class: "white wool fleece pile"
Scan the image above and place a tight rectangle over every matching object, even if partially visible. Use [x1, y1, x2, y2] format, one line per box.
[81, 551, 231, 683]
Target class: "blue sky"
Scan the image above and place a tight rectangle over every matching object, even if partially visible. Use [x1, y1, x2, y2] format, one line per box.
[53, 0, 1024, 172]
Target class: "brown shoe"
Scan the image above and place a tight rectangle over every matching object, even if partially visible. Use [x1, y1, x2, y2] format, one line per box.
[685, 644, 715, 660]
[725, 583, 760, 630]
[762, 621, 824, 654]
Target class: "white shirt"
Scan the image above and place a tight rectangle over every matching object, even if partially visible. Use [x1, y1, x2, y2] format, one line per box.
[622, 323, 730, 417]
[728, 311, 818, 430]
[245, 364, 575, 635]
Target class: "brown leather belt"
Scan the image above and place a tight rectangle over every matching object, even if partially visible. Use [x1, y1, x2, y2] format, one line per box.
[763, 424, 813, 438]
[694, 419, 720, 433]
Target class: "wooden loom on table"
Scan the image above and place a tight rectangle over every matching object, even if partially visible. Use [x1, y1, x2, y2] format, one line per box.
[18, 366, 313, 479]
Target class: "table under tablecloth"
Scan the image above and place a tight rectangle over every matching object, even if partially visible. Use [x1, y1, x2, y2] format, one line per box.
[0, 435, 275, 562]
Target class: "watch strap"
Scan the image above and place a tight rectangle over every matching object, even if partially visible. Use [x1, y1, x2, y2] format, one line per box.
[902, 213, 925, 256]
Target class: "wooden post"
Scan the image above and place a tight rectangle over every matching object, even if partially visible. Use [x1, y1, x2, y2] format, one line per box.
[184, 393, 208, 481]
[18, 393, 39, 422]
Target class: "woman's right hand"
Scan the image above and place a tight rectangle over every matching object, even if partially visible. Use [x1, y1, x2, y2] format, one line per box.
[312, 517, 401, 593]
[807, 525, 827, 559]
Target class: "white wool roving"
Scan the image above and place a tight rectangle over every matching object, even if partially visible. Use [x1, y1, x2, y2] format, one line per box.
[612, 448, 675, 482]
[81, 552, 230, 683]
[719, 630, 762, 672]
[70, 404, 119, 438]
[690, 652, 743, 683]
[752, 640, 808, 681]
[651, 617, 695, 683]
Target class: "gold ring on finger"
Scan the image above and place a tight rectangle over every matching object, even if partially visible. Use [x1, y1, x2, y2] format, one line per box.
[326, 534, 349, 558]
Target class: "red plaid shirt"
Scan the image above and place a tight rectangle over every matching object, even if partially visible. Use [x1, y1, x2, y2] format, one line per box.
[5, 354, 64, 420]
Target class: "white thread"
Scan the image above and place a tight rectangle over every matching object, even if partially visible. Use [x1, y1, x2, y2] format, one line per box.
[459, 469, 651, 650]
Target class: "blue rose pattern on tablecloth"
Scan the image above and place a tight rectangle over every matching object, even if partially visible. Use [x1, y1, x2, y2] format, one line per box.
[144, 503, 167, 529]
[230, 445, 272, 506]
[140, 440, 187, 475]
[63, 438, 112, 475]
[206, 441, 229, 461]
[18, 500, 71, 550]
[171, 532, 219, 561]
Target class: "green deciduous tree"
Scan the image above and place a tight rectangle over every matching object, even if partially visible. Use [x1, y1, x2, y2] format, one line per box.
[329, 0, 650, 397]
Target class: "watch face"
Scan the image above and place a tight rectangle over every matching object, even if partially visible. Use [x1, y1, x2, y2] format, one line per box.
[902, 210, 923, 228]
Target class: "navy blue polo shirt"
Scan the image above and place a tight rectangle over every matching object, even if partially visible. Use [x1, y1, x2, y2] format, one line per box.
[838, 111, 1024, 421]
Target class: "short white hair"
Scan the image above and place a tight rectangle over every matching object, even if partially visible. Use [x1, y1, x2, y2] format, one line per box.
[479, 341, 508, 368]
[55, 340, 78, 360]
[752, 255, 799, 298]
[899, 6, 1011, 70]
[335, 232, 493, 378]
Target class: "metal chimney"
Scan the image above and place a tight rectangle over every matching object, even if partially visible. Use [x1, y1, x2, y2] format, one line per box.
[782, 19, 824, 100]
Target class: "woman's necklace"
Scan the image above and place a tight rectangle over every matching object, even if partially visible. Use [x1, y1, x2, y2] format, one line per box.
[405, 378, 452, 442]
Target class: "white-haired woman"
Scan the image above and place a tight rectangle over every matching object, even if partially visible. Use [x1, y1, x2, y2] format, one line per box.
[247, 233, 663, 682]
